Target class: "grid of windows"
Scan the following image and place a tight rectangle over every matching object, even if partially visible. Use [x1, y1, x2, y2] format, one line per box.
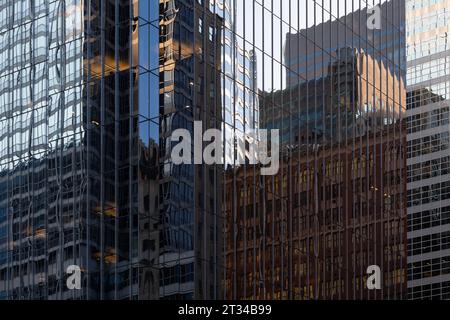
[0, 0, 411, 301]
[407, 156, 450, 184]
[408, 256, 450, 281]
[408, 281, 450, 300]
[408, 206, 450, 232]
[407, 58, 450, 86]
[406, 107, 449, 134]
[407, 131, 450, 158]
[406, 0, 450, 300]
[219, 0, 407, 300]
[408, 232, 450, 256]
[0, 0, 87, 300]
[0, 0, 156, 300]
[408, 181, 450, 207]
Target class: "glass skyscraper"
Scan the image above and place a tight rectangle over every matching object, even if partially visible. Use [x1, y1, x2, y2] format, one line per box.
[223, 0, 407, 300]
[406, 0, 450, 300]
[0, 0, 159, 299]
[0, 0, 410, 301]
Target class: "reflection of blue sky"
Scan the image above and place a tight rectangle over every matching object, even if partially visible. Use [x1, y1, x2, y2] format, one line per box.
[141, 0, 160, 145]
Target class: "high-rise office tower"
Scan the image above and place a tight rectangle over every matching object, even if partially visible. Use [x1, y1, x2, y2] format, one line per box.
[223, 0, 408, 300]
[406, 0, 450, 300]
[0, 0, 160, 299]
[158, 0, 260, 299]
[0, 0, 257, 301]
[158, 0, 224, 300]
[0, 0, 409, 301]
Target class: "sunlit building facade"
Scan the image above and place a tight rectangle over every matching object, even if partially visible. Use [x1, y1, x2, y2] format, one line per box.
[406, 0, 450, 300]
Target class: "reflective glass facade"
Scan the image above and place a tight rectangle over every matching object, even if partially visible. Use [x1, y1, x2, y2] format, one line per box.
[0, 0, 159, 299]
[159, 0, 224, 299]
[221, 0, 407, 300]
[0, 0, 409, 301]
[406, 0, 450, 300]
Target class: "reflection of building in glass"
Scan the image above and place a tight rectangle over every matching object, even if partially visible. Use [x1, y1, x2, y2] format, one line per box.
[0, 1, 159, 299]
[223, 0, 407, 300]
[210, 1, 260, 165]
[138, 139, 159, 300]
[158, 0, 224, 299]
[222, 36, 259, 166]
[157, 0, 260, 300]
[263, 48, 405, 146]
[406, 0, 450, 300]
[285, 0, 406, 86]
[224, 123, 405, 299]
